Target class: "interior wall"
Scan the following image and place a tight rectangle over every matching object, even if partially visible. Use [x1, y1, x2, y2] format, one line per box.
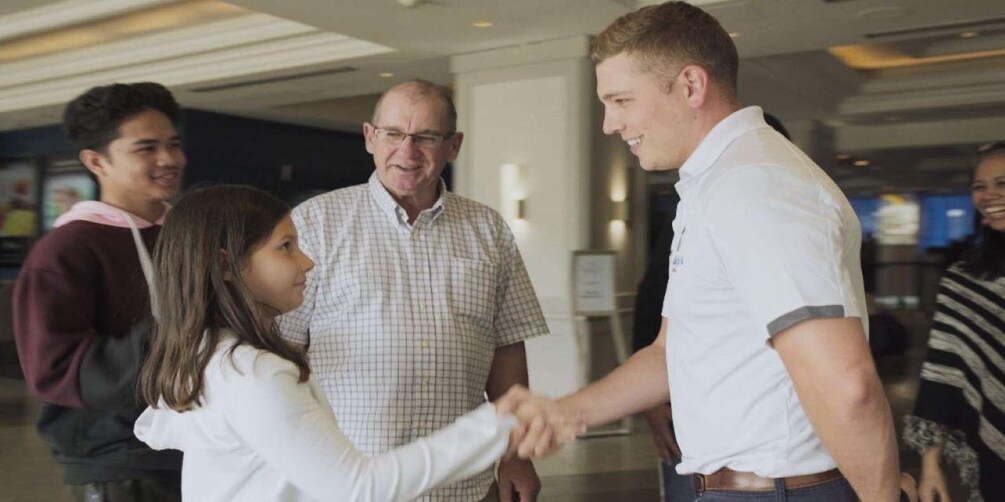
[452, 36, 644, 398]
[453, 38, 597, 397]
[589, 95, 644, 294]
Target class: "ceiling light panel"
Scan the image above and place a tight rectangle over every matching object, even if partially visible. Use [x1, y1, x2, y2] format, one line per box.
[0, 0, 248, 63]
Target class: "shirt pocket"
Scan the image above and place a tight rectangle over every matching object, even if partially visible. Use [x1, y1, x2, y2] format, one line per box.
[448, 258, 498, 330]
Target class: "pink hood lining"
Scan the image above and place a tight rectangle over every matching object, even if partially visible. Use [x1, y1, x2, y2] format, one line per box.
[53, 201, 170, 229]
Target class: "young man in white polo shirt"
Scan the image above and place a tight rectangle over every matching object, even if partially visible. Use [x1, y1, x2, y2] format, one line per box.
[540, 3, 916, 501]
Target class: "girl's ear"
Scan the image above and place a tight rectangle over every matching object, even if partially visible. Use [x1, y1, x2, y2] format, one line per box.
[219, 249, 234, 281]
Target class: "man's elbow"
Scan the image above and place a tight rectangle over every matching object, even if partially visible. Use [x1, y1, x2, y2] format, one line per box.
[829, 365, 886, 414]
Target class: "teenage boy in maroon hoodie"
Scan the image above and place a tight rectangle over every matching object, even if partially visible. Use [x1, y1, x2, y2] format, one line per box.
[14, 82, 185, 501]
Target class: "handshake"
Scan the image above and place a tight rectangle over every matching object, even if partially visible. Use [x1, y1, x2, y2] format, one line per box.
[493, 385, 586, 459]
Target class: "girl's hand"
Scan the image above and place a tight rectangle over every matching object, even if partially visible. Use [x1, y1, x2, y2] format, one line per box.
[494, 385, 586, 459]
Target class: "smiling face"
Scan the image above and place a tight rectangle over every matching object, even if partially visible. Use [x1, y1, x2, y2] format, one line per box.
[84, 109, 185, 213]
[972, 154, 1005, 232]
[596, 52, 697, 171]
[364, 88, 462, 208]
[241, 214, 316, 316]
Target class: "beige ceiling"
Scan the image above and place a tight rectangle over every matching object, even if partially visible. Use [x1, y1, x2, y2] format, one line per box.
[2, 0, 1005, 195]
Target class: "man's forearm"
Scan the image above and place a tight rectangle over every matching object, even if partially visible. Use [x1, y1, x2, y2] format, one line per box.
[774, 317, 901, 502]
[559, 343, 669, 428]
[486, 342, 529, 400]
[804, 377, 900, 501]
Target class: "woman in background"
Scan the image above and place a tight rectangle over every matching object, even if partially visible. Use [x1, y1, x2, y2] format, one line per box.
[903, 141, 1005, 502]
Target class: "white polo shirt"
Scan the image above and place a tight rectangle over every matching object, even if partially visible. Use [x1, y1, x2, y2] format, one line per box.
[663, 106, 867, 477]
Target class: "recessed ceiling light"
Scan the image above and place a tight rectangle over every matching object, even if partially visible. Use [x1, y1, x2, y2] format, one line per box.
[728, 32, 740, 38]
[960, 31, 979, 38]
[836, 153, 851, 160]
[472, 21, 493, 28]
[854, 159, 871, 167]
[379, 72, 394, 78]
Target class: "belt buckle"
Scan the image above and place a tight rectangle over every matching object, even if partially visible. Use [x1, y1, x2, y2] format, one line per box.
[694, 474, 706, 493]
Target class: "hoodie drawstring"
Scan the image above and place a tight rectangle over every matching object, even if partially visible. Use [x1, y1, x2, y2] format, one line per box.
[120, 210, 159, 321]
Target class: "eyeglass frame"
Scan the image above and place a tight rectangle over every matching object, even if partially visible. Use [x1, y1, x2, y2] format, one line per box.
[369, 125, 457, 148]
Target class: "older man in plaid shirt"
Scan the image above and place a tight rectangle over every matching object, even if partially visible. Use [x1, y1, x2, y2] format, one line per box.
[279, 80, 549, 502]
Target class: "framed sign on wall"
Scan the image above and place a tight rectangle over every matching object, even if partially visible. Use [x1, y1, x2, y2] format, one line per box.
[570, 250, 631, 436]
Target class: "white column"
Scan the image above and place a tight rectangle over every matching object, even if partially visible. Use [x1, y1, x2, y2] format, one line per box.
[451, 36, 642, 398]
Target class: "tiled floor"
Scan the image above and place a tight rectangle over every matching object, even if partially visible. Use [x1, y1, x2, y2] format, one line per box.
[0, 309, 971, 501]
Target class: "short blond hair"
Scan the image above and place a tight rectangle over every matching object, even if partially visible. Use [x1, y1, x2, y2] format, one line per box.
[592, 1, 738, 94]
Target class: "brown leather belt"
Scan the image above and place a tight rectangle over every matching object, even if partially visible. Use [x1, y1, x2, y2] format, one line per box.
[692, 468, 843, 493]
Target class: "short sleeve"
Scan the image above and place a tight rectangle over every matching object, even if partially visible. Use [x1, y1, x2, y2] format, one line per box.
[491, 217, 549, 347]
[705, 165, 862, 339]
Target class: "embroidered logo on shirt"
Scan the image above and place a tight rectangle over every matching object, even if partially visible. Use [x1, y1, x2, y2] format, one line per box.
[671, 227, 686, 272]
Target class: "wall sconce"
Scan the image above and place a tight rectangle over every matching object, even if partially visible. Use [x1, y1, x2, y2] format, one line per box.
[500, 163, 527, 221]
[611, 198, 629, 224]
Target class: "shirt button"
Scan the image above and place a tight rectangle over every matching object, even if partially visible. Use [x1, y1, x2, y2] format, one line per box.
[420, 340, 429, 349]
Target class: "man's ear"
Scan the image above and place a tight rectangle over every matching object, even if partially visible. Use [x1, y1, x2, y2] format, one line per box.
[79, 149, 108, 178]
[219, 249, 234, 281]
[679, 65, 710, 109]
[445, 131, 464, 162]
[363, 122, 377, 155]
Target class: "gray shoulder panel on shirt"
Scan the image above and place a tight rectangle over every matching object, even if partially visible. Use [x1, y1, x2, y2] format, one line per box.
[767, 305, 846, 336]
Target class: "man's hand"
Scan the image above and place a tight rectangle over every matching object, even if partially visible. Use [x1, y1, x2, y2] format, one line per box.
[495, 385, 585, 459]
[497, 457, 541, 502]
[642, 403, 680, 463]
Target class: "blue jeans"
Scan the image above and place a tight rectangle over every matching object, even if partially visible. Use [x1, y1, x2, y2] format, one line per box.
[660, 460, 697, 502]
[693, 476, 856, 501]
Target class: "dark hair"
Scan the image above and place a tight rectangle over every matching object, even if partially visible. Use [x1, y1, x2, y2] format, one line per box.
[591, 1, 738, 95]
[959, 215, 1005, 280]
[63, 82, 181, 153]
[960, 142, 1005, 279]
[764, 113, 791, 140]
[139, 185, 309, 411]
[372, 79, 457, 132]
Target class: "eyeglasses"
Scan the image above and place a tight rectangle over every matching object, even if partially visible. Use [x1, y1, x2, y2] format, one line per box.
[372, 127, 455, 148]
[976, 140, 1005, 155]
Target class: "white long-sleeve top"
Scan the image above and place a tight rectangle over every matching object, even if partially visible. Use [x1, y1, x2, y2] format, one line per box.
[134, 336, 514, 501]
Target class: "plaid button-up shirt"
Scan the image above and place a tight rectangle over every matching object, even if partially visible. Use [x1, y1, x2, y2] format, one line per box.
[279, 173, 548, 501]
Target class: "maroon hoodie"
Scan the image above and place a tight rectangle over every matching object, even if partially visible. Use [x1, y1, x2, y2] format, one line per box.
[13, 201, 180, 483]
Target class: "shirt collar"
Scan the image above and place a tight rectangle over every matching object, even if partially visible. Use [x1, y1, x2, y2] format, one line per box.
[367, 171, 448, 227]
[677, 106, 768, 188]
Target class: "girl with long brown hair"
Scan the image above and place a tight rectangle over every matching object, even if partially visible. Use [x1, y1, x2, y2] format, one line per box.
[134, 185, 576, 501]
